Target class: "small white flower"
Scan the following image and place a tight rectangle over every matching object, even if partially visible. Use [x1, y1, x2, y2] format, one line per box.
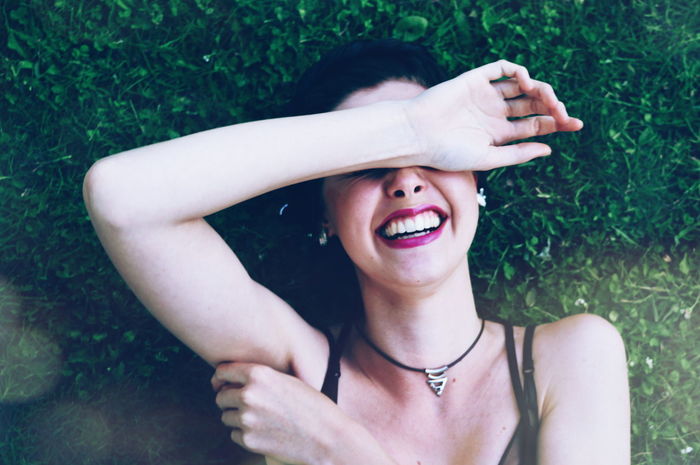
[645, 357, 654, 370]
[681, 446, 693, 454]
[537, 238, 552, 260]
[574, 298, 588, 309]
[476, 188, 486, 207]
[682, 308, 692, 320]
[203, 54, 212, 62]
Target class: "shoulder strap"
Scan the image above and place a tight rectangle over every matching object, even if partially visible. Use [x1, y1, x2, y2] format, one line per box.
[503, 321, 527, 414]
[320, 321, 352, 403]
[521, 325, 539, 463]
[523, 325, 538, 423]
[503, 322, 540, 465]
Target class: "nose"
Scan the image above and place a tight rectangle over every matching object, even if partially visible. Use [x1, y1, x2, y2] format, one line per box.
[384, 167, 427, 199]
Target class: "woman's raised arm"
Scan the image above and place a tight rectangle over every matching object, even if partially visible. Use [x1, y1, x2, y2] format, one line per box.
[83, 99, 416, 377]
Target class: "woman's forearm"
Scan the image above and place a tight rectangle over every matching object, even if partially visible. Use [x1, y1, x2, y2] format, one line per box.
[84, 101, 416, 227]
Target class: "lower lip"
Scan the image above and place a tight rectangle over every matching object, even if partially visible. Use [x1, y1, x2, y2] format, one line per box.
[378, 220, 446, 249]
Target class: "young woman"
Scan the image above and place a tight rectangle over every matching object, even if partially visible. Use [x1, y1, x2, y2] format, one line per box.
[83, 40, 630, 465]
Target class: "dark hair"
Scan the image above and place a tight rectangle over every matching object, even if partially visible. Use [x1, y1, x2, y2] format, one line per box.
[274, 39, 450, 325]
[285, 38, 449, 117]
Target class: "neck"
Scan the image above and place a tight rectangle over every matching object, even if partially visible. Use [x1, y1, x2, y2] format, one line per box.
[355, 258, 482, 370]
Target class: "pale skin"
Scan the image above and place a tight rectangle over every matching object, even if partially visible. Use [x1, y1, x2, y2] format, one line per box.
[83, 60, 630, 465]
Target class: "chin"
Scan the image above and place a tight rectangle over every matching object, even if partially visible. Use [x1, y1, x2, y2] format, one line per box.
[358, 252, 468, 291]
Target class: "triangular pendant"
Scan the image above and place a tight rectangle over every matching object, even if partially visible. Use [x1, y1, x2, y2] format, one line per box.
[425, 366, 449, 397]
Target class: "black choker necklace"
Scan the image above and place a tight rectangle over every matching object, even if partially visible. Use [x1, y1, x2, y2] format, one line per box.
[355, 318, 486, 397]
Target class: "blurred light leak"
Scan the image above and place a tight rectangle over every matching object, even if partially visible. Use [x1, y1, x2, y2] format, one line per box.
[28, 385, 244, 465]
[31, 402, 114, 464]
[0, 276, 23, 330]
[0, 328, 63, 403]
[0, 276, 63, 403]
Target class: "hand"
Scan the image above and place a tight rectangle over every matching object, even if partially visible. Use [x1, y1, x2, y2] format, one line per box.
[212, 362, 341, 465]
[404, 59, 583, 172]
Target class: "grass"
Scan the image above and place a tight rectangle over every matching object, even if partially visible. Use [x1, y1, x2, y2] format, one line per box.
[1, 0, 698, 463]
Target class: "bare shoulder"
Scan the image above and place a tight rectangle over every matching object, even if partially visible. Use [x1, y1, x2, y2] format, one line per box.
[535, 313, 626, 362]
[533, 313, 626, 396]
[532, 314, 631, 464]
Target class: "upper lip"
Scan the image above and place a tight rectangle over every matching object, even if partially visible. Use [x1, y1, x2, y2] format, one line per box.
[376, 204, 448, 232]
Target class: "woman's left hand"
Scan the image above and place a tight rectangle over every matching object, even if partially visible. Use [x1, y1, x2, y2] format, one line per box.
[212, 363, 343, 465]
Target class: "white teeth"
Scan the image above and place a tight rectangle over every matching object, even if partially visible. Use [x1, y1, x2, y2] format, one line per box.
[405, 218, 416, 233]
[414, 215, 424, 231]
[389, 222, 398, 237]
[382, 210, 443, 239]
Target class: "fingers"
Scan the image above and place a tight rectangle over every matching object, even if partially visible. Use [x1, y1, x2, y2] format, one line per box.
[496, 80, 567, 122]
[505, 97, 550, 118]
[480, 60, 534, 91]
[471, 61, 582, 130]
[221, 406, 243, 428]
[211, 362, 255, 392]
[216, 382, 244, 410]
[505, 114, 583, 143]
[480, 143, 552, 170]
[492, 79, 524, 99]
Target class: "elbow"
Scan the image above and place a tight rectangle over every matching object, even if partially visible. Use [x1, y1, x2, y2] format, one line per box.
[83, 157, 134, 230]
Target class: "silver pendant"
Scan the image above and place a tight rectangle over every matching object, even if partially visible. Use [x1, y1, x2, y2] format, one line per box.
[425, 366, 449, 396]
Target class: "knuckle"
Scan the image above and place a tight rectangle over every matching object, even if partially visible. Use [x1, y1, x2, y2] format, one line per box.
[239, 411, 255, 429]
[238, 386, 254, 407]
[239, 430, 259, 451]
[247, 364, 270, 383]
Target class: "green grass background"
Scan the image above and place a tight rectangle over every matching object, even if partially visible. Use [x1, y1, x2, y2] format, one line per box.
[1, 0, 698, 463]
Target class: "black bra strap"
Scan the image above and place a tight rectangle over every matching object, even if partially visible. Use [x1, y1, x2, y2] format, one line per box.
[504, 322, 540, 465]
[521, 325, 539, 463]
[320, 322, 352, 403]
[504, 322, 526, 414]
[523, 325, 538, 422]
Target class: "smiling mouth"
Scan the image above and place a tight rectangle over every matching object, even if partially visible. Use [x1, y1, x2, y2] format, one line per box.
[378, 209, 446, 241]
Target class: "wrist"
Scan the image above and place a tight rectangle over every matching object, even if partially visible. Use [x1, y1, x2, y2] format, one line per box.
[349, 100, 422, 172]
[398, 97, 429, 168]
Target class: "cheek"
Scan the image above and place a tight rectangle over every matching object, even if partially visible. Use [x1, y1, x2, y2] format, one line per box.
[323, 185, 363, 236]
[443, 174, 479, 237]
[325, 190, 379, 243]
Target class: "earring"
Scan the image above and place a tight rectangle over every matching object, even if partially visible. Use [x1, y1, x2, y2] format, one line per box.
[476, 188, 487, 207]
[318, 228, 328, 246]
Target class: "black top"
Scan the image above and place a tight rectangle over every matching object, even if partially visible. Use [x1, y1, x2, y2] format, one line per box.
[320, 320, 539, 465]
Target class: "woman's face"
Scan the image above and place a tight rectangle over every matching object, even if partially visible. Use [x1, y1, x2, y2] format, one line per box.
[322, 80, 480, 289]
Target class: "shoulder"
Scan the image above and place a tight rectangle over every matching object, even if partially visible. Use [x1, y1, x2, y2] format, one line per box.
[533, 313, 627, 391]
[535, 313, 626, 361]
[532, 314, 631, 464]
